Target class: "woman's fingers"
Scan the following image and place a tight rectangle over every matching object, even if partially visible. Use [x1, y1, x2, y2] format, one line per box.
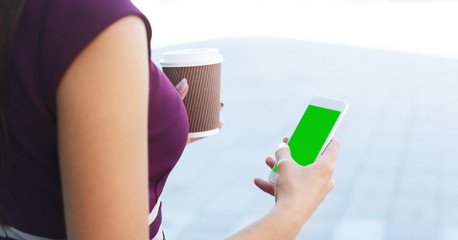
[275, 142, 291, 165]
[186, 137, 204, 145]
[176, 78, 188, 100]
[318, 138, 340, 166]
[218, 103, 224, 128]
[265, 156, 275, 169]
[254, 178, 274, 196]
[313, 138, 339, 181]
[183, 84, 224, 146]
[327, 178, 335, 193]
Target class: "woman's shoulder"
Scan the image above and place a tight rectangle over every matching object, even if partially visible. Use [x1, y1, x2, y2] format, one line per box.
[39, 0, 152, 112]
[42, 0, 151, 68]
[44, 0, 144, 25]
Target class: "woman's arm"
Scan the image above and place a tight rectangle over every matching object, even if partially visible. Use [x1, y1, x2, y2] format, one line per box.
[226, 139, 339, 240]
[56, 16, 150, 240]
[224, 204, 305, 240]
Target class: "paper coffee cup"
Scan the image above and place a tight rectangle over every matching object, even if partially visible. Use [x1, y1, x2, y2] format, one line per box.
[160, 48, 224, 138]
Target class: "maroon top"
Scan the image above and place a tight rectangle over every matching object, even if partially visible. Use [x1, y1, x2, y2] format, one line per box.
[1, 0, 188, 238]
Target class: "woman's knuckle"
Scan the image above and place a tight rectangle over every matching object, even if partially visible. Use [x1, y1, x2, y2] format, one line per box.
[333, 139, 340, 149]
[275, 148, 289, 158]
[277, 159, 290, 170]
[326, 179, 335, 193]
[327, 164, 335, 175]
[329, 179, 335, 189]
[317, 163, 334, 179]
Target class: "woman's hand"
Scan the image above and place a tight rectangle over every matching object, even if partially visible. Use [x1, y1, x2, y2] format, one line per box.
[254, 137, 339, 223]
[225, 138, 339, 240]
[175, 78, 224, 145]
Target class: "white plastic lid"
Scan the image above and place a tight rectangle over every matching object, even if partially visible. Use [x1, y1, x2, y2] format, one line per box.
[160, 48, 224, 67]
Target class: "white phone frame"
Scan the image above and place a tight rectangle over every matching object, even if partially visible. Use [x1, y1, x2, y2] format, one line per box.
[307, 96, 348, 158]
[268, 96, 348, 184]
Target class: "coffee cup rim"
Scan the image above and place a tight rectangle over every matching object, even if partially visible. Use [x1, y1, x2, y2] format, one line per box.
[160, 48, 224, 67]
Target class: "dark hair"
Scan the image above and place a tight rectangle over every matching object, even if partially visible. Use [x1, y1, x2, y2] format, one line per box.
[0, 0, 27, 228]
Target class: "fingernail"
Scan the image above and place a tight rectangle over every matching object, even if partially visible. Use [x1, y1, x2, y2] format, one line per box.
[221, 102, 224, 107]
[176, 78, 187, 93]
[277, 142, 288, 150]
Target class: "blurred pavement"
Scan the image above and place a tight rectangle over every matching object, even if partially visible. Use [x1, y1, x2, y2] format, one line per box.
[151, 37, 458, 240]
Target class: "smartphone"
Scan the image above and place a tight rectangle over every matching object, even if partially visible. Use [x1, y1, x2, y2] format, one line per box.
[268, 96, 348, 184]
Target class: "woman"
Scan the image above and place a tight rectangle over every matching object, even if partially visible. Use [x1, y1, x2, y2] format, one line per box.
[0, 0, 339, 239]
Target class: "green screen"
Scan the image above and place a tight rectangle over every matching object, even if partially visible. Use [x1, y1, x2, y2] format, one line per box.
[273, 105, 340, 172]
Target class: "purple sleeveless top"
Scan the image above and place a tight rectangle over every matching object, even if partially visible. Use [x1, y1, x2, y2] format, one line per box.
[0, 0, 188, 239]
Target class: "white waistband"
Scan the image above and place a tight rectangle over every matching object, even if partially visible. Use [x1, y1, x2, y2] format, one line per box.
[149, 195, 162, 225]
[1, 195, 163, 240]
[149, 195, 163, 240]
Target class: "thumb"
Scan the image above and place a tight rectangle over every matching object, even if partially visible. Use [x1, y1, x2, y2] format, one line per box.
[176, 78, 188, 100]
[275, 142, 291, 166]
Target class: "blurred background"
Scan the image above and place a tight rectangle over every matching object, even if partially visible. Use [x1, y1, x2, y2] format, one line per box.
[133, 0, 458, 239]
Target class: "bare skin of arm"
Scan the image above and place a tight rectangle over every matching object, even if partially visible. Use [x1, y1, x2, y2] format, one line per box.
[57, 16, 150, 240]
[225, 138, 339, 240]
[56, 14, 339, 240]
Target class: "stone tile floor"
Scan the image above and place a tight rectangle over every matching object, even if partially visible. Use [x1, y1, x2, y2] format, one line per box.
[151, 37, 458, 240]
